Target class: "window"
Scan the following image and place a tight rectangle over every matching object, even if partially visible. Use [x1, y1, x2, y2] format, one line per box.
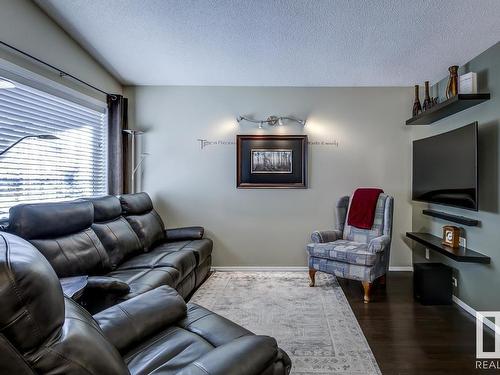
[0, 78, 108, 219]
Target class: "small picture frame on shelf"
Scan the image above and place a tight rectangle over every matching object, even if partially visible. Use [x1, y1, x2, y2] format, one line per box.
[442, 225, 460, 248]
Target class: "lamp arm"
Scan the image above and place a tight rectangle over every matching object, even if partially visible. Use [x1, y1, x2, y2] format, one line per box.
[132, 155, 147, 175]
[0, 136, 33, 156]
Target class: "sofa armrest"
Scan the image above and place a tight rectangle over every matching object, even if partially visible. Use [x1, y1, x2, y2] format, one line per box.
[60, 276, 88, 300]
[367, 235, 391, 253]
[166, 226, 204, 242]
[311, 230, 342, 243]
[177, 335, 287, 375]
[93, 286, 186, 353]
[87, 276, 130, 294]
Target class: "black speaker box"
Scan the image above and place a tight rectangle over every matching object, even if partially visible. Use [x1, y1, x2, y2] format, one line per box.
[413, 263, 453, 305]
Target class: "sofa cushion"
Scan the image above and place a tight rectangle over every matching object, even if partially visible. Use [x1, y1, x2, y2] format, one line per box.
[176, 335, 285, 375]
[8, 200, 94, 239]
[117, 250, 197, 280]
[306, 240, 377, 266]
[120, 192, 155, 215]
[93, 218, 143, 270]
[152, 239, 213, 266]
[91, 195, 123, 222]
[8, 201, 110, 277]
[107, 266, 180, 299]
[124, 326, 214, 375]
[178, 304, 253, 347]
[94, 286, 187, 354]
[30, 229, 111, 277]
[89, 196, 143, 269]
[120, 193, 166, 251]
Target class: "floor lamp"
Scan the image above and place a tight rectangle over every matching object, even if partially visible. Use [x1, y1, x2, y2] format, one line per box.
[123, 129, 146, 193]
[0, 134, 59, 156]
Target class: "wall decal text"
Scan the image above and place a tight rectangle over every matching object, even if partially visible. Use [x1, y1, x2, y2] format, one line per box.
[197, 138, 339, 150]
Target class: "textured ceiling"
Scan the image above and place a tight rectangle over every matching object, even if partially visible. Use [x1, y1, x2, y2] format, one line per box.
[35, 0, 500, 86]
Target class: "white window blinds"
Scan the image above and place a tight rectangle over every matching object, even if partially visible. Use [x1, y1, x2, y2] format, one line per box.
[0, 79, 108, 219]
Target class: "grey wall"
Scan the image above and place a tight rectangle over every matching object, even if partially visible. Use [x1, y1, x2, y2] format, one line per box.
[125, 86, 414, 268]
[411, 42, 500, 311]
[0, 0, 121, 96]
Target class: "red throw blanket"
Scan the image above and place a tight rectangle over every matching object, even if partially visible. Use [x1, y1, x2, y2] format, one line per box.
[347, 188, 384, 229]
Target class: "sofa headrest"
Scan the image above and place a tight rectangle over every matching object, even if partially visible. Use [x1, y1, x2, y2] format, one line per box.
[87, 196, 123, 223]
[0, 232, 64, 352]
[8, 201, 93, 239]
[119, 192, 154, 215]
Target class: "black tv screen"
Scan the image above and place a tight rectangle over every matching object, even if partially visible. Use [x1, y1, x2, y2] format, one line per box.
[412, 122, 478, 210]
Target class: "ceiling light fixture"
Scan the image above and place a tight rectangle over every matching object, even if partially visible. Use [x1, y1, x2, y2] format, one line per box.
[0, 78, 16, 89]
[237, 115, 306, 128]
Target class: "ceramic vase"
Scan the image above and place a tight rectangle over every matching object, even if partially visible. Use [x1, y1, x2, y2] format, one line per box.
[446, 65, 459, 99]
[412, 85, 422, 116]
[422, 81, 432, 111]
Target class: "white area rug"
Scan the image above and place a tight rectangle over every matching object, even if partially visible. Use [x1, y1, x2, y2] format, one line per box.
[190, 272, 381, 375]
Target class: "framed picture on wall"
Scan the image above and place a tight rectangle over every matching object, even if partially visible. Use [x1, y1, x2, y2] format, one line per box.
[236, 135, 307, 188]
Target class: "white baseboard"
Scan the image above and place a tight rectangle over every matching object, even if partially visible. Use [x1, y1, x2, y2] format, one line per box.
[452, 295, 499, 333]
[211, 266, 308, 272]
[453, 295, 477, 317]
[211, 266, 413, 272]
[388, 266, 413, 272]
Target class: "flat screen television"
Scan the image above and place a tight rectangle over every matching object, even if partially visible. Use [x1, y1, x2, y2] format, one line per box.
[412, 122, 478, 210]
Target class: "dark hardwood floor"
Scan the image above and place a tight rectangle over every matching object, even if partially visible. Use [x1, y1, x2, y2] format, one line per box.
[338, 272, 497, 375]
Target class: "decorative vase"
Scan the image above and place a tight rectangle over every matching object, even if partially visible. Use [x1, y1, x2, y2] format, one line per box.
[446, 65, 459, 99]
[412, 85, 422, 116]
[422, 81, 432, 111]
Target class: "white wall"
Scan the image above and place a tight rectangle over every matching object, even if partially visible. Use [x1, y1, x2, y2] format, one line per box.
[0, 0, 121, 96]
[126, 86, 414, 267]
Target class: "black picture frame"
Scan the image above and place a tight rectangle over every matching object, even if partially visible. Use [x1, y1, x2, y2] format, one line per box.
[237, 135, 308, 188]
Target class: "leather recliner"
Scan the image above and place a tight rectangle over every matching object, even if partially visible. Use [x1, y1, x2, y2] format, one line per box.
[7, 192, 212, 312]
[0, 232, 292, 375]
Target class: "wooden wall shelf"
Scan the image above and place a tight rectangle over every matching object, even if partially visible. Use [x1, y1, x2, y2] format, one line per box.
[406, 232, 490, 264]
[422, 209, 479, 227]
[406, 94, 490, 125]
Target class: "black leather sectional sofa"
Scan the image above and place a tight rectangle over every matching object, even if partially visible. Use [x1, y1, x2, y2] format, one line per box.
[1, 192, 292, 374]
[0, 231, 291, 374]
[7, 192, 212, 311]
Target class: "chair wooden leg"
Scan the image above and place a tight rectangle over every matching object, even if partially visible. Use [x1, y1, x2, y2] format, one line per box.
[362, 281, 373, 303]
[308, 268, 317, 287]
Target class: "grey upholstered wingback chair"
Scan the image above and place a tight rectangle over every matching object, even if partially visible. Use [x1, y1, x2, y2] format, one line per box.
[306, 194, 394, 303]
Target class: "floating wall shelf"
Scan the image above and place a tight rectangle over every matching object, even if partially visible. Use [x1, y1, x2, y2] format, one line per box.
[406, 93, 490, 125]
[406, 232, 490, 264]
[422, 209, 479, 227]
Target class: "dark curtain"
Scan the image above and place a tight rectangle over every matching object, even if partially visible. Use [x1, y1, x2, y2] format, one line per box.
[107, 95, 129, 195]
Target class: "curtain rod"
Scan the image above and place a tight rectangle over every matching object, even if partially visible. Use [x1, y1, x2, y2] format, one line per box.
[0, 40, 117, 99]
